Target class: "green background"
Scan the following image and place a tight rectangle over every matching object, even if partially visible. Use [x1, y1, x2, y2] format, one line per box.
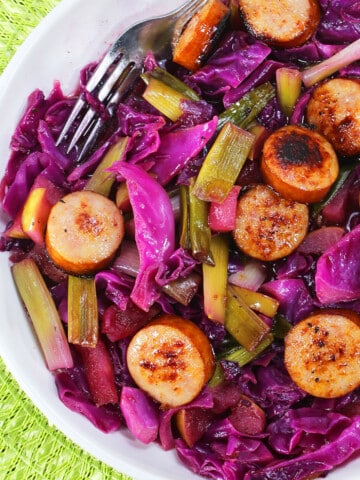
[0, 1, 132, 479]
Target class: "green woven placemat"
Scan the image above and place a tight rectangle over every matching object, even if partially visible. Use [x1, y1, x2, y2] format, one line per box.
[0, 357, 132, 480]
[0, 2, 133, 479]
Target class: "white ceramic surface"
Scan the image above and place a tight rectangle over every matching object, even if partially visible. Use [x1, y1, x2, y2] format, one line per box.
[0, 1, 359, 479]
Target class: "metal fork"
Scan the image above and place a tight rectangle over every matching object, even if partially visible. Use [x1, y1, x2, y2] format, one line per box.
[56, 0, 208, 161]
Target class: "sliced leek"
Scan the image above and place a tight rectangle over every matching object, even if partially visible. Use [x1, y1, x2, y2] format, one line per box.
[233, 286, 279, 318]
[141, 74, 190, 122]
[203, 234, 229, 323]
[12, 258, 73, 370]
[193, 121, 254, 203]
[189, 178, 214, 265]
[276, 67, 302, 117]
[68, 275, 98, 347]
[85, 137, 129, 197]
[225, 284, 271, 351]
[217, 82, 275, 131]
[209, 334, 274, 386]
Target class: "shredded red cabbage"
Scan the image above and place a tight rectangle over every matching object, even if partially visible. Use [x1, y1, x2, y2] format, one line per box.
[1, 1, 360, 479]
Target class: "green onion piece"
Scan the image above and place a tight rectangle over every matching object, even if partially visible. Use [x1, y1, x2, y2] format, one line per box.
[193, 121, 254, 203]
[276, 67, 302, 117]
[208, 362, 226, 387]
[85, 137, 129, 196]
[217, 82, 276, 131]
[272, 314, 292, 339]
[141, 74, 190, 121]
[209, 334, 274, 386]
[225, 284, 271, 351]
[302, 38, 360, 88]
[189, 178, 214, 265]
[179, 185, 191, 250]
[233, 286, 279, 318]
[12, 258, 73, 370]
[147, 66, 200, 101]
[68, 275, 98, 347]
[203, 234, 229, 323]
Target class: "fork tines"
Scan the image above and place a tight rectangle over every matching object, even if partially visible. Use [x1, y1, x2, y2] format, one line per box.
[56, 51, 138, 161]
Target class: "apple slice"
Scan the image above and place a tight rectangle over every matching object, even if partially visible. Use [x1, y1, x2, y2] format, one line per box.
[21, 187, 53, 244]
[5, 208, 28, 239]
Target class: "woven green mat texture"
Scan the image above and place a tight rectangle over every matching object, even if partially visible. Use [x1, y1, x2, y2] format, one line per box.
[0, 1, 133, 479]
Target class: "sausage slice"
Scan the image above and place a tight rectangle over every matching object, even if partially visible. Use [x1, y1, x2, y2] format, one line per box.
[261, 125, 339, 203]
[233, 184, 308, 261]
[285, 309, 360, 398]
[127, 315, 215, 408]
[238, 0, 321, 48]
[306, 78, 360, 157]
[46, 190, 124, 275]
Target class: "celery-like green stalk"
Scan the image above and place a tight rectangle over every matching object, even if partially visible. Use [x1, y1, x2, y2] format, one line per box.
[225, 284, 271, 351]
[85, 137, 129, 196]
[189, 178, 214, 265]
[141, 74, 190, 121]
[68, 275, 98, 347]
[193, 121, 254, 203]
[147, 67, 200, 101]
[209, 334, 274, 386]
[179, 184, 191, 250]
[276, 67, 302, 117]
[12, 258, 73, 370]
[233, 286, 279, 318]
[272, 314, 292, 339]
[302, 38, 360, 88]
[203, 234, 229, 323]
[217, 82, 275, 131]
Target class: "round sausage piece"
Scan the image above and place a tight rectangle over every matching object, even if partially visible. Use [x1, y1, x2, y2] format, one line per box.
[127, 315, 215, 408]
[46, 190, 124, 275]
[285, 310, 360, 398]
[238, 0, 321, 48]
[233, 184, 309, 261]
[261, 125, 339, 203]
[306, 78, 360, 157]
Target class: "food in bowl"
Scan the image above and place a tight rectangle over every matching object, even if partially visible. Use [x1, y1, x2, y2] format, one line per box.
[1, 1, 360, 479]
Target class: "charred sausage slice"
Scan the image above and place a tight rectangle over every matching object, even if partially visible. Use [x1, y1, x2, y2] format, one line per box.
[261, 125, 339, 203]
[233, 184, 308, 261]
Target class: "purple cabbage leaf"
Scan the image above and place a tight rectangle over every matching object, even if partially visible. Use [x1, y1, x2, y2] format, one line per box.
[315, 224, 360, 304]
[115, 162, 175, 311]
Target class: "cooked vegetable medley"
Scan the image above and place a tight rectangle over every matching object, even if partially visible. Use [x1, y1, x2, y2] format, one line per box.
[1, 1, 360, 479]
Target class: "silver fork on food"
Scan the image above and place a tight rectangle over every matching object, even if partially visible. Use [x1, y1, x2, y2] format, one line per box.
[56, 0, 208, 161]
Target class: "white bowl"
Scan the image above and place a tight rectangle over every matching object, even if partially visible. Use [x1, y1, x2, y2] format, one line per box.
[0, 1, 359, 479]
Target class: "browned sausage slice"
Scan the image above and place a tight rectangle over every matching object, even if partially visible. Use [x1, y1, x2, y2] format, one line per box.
[284, 309, 360, 398]
[306, 78, 360, 157]
[238, 0, 321, 48]
[127, 315, 215, 408]
[233, 184, 309, 261]
[46, 190, 124, 275]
